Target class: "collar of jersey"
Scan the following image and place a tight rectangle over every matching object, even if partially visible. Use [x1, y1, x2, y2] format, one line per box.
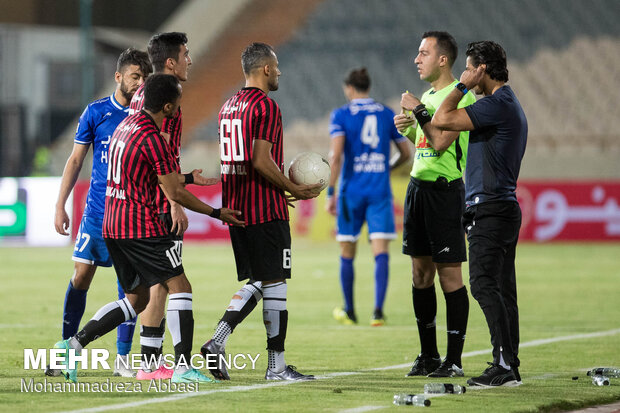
[110, 93, 129, 112]
[350, 98, 374, 104]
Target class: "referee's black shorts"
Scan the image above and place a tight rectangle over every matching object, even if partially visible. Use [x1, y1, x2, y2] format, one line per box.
[402, 177, 466, 263]
[229, 220, 291, 282]
[105, 236, 184, 293]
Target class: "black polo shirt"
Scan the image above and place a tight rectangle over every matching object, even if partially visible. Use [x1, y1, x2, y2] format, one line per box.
[464, 85, 528, 207]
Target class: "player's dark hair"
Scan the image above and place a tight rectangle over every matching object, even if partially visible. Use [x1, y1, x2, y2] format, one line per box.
[148, 32, 188, 72]
[422, 31, 458, 67]
[344, 67, 371, 92]
[466, 41, 509, 82]
[117, 48, 152, 78]
[143, 74, 180, 113]
[241, 42, 275, 75]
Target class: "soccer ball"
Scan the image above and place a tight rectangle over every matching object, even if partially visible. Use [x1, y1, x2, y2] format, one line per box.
[288, 152, 331, 191]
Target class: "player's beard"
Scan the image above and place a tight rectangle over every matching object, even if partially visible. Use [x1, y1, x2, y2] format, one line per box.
[119, 79, 134, 102]
[268, 77, 279, 91]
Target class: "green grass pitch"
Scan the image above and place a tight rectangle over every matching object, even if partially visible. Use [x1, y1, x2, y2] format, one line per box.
[1, 241, 619, 412]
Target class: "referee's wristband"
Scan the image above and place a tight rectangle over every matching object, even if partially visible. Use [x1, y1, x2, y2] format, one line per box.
[184, 173, 194, 184]
[327, 186, 335, 197]
[413, 104, 432, 128]
[209, 208, 221, 219]
[455, 82, 469, 95]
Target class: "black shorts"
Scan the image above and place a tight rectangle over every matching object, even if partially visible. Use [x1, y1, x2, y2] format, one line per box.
[229, 220, 291, 282]
[105, 236, 184, 292]
[402, 177, 467, 263]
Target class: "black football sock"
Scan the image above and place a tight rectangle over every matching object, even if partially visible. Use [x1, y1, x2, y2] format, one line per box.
[216, 281, 263, 346]
[412, 285, 439, 358]
[75, 298, 137, 348]
[444, 286, 469, 367]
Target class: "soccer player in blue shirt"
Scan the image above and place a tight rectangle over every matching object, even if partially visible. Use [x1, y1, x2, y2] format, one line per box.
[47, 48, 151, 378]
[327, 68, 411, 326]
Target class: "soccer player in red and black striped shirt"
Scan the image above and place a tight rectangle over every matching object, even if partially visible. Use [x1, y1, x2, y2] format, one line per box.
[200, 43, 320, 381]
[130, 32, 219, 379]
[52, 74, 243, 384]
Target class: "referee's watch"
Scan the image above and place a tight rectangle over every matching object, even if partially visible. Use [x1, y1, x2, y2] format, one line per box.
[455, 82, 469, 95]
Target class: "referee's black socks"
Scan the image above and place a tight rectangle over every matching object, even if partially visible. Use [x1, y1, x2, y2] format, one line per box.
[412, 285, 439, 358]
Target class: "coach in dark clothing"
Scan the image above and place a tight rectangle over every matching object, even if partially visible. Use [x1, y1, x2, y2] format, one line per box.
[431, 40, 527, 387]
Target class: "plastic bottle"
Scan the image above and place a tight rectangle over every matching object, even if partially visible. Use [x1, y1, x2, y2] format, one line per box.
[424, 383, 466, 394]
[587, 368, 620, 378]
[591, 375, 610, 386]
[393, 394, 431, 406]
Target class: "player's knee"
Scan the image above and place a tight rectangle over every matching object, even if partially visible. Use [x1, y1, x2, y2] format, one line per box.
[412, 268, 434, 288]
[72, 267, 95, 289]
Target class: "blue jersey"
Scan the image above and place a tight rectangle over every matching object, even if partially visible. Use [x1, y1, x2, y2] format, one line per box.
[74, 94, 129, 217]
[329, 98, 405, 197]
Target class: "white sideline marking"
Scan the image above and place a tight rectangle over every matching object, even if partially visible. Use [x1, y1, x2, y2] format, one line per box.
[60, 328, 620, 413]
[339, 406, 385, 413]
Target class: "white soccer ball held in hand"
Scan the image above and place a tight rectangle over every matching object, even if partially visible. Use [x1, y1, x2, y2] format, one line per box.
[288, 151, 331, 191]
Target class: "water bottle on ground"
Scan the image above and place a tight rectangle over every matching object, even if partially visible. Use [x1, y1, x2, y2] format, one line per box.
[587, 368, 620, 378]
[424, 383, 466, 394]
[393, 393, 431, 406]
[591, 375, 610, 386]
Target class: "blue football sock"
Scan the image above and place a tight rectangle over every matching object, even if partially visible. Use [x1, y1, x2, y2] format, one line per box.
[340, 256, 354, 313]
[116, 279, 136, 355]
[374, 253, 389, 311]
[62, 280, 87, 340]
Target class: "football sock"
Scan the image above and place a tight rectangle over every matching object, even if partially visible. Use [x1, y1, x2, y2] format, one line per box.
[140, 323, 164, 372]
[62, 280, 87, 340]
[115, 279, 136, 356]
[374, 253, 389, 312]
[340, 257, 354, 314]
[268, 350, 286, 373]
[167, 293, 194, 368]
[213, 321, 233, 348]
[412, 285, 439, 358]
[219, 281, 263, 339]
[444, 286, 469, 366]
[75, 297, 137, 348]
[156, 317, 166, 352]
[499, 352, 511, 370]
[263, 282, 288, 373]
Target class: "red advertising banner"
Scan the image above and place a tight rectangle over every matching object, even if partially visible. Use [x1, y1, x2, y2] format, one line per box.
[72, 180, 620, 242]
[517, 181, 620, 241]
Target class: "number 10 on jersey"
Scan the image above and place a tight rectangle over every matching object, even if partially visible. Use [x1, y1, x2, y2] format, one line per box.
[220, 119, 245, 161]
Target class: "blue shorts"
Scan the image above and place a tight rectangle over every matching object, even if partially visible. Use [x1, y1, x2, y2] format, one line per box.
[336, 192, 396, 242]
[72, 214, 113, 267]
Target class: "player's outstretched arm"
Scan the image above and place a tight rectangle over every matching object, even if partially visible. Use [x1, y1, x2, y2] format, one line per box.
[252, 139, 320, 200]
[55, 143, 90, 235]
[184, 169, 220, 186]
[158, 172, 245, 226]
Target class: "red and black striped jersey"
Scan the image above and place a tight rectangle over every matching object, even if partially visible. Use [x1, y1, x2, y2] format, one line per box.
[103, 110, 177, 239]
[218, 87, 288, 225]
[129, 82, 182, 214]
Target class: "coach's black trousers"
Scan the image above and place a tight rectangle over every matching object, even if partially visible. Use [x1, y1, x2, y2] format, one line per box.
[462, 201, 522, 367]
